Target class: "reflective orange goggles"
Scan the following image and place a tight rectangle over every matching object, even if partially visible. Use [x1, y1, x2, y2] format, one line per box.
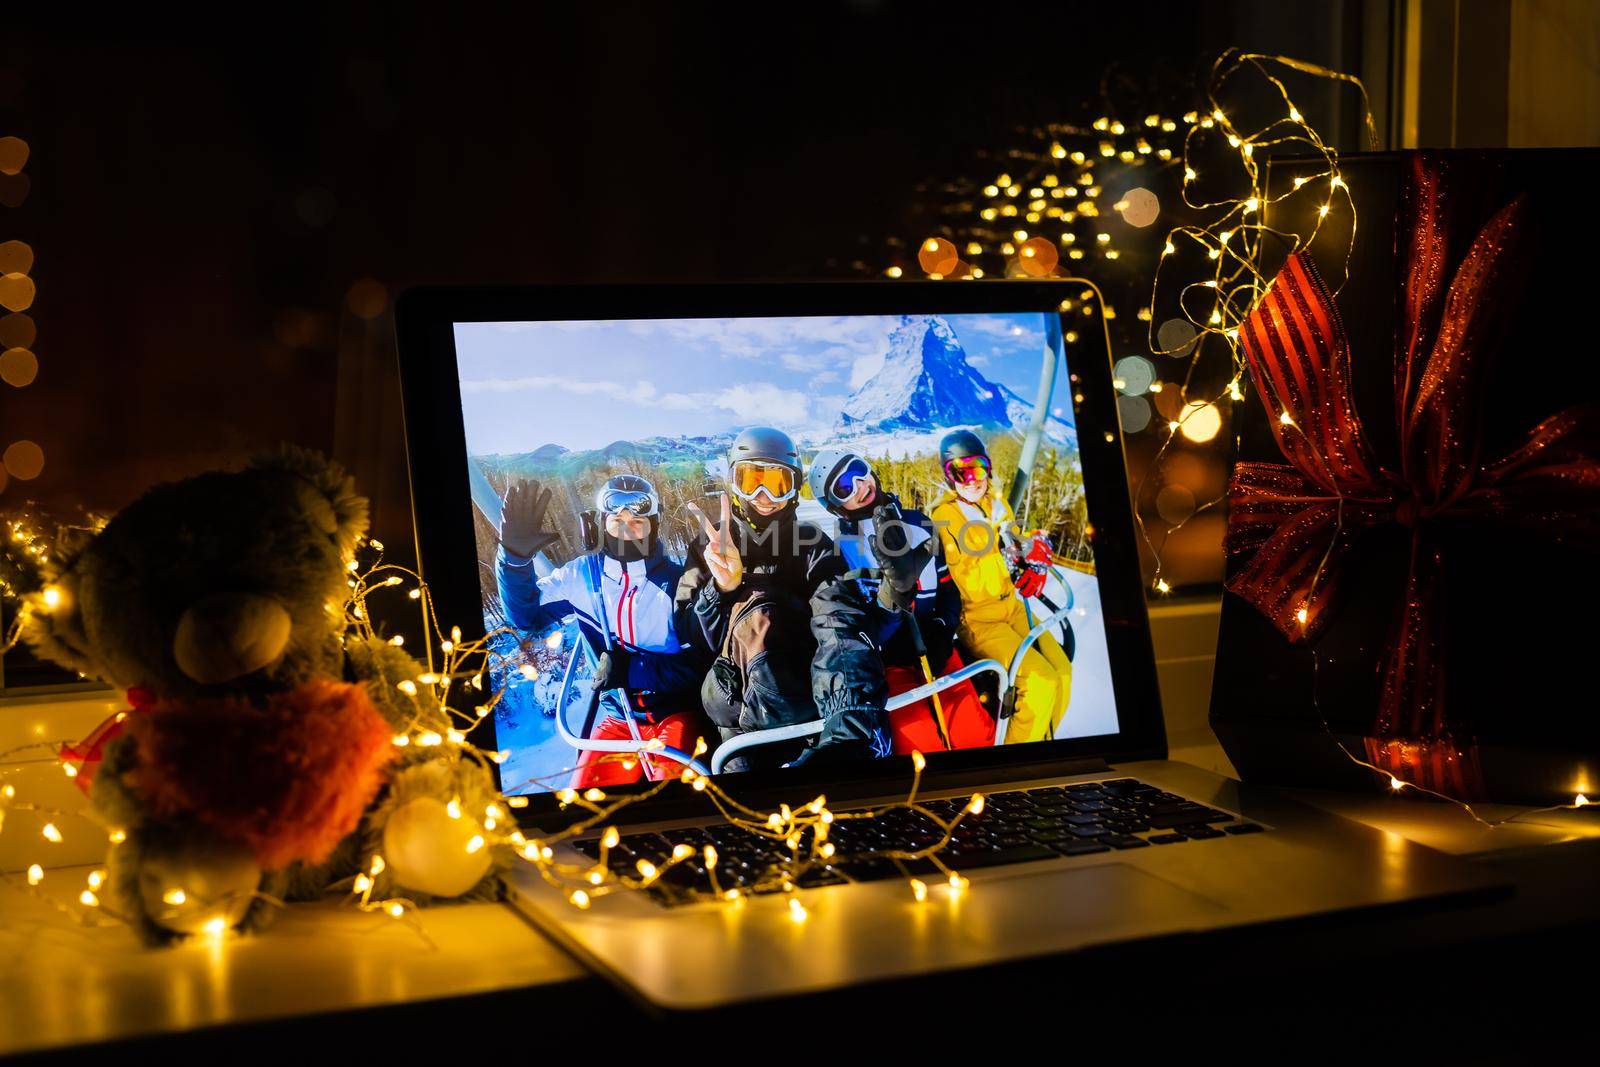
[943, 455, 991, 485]
[730, 461, 797, 504]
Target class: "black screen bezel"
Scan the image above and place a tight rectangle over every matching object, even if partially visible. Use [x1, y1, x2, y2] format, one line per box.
[394, 281, 1167, 820]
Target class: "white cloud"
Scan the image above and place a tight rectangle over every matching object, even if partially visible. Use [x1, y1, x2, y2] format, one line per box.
[622, 315, 897, 364]
[470, 315, 907, 362]
[959, 315, 1033, 341]
[656, 382, 811, 425]
[656, 391, 706, 411]
[850, 352, 885, 389]
[460, 375, 657, 403]
[809, 393, 850, 427]
[706, 382, 811, 425]
[466, 374, 811, 428]
[478, 320, 609, 334]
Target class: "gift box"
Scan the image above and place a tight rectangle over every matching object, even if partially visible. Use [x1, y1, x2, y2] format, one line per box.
[1210, 149, 1600, 804]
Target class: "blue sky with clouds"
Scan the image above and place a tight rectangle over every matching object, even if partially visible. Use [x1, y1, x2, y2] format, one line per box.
[454, 311, 1074, 455]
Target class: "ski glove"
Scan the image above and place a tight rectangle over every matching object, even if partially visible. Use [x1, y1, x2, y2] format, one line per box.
[499, 478, 560, 559]
[592, 649, 631, 692]
[1013, 532, 1054, 599]
[1014, 566, 1047, 599]
[867, 501, 934, 614]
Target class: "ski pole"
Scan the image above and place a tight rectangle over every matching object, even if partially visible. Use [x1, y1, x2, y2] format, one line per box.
[901, 608, 951, 751]
[586, 555, 654, 778]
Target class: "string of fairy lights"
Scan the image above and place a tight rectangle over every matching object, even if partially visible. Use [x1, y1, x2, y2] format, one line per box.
[339, 539, 986, 920]
[2, 494, 1590, 941]
[893, 52, 1371, 595]
[0, 52, 1595, 942]
[1145, 57, 1588, 816]
[0, 530, 985, 936]
[1132, 51, 1366, 596]
[873, 80, 1237, 591]
[897, 51, 1598, 819]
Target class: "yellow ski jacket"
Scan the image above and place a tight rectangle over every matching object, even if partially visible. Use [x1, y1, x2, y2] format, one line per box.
[929, 486, 1024, 621]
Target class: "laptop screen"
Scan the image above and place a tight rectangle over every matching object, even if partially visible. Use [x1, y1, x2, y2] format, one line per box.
[451, 312, 1121, 797]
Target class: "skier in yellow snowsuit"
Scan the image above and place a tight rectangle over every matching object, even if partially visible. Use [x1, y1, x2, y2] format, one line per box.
[928, 430, 1071, 745]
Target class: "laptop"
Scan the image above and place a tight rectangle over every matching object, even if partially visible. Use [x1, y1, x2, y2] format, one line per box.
[394, 281, 1499, 1010]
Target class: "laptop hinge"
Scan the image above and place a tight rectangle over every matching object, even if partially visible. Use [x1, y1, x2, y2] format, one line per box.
[525, 756, 1116, 833]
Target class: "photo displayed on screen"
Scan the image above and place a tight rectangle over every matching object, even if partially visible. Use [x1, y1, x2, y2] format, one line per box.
[453, 313, 1120, 797]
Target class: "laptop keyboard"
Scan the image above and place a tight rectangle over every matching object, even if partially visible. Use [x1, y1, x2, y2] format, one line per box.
[569, 778, 1264, 907]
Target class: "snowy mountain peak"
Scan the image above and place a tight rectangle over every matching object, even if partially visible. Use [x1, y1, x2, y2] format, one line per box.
[836, 314, 1013, 434]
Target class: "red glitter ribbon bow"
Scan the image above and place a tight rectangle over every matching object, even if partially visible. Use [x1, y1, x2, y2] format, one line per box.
[1225, 155, 1600, 794]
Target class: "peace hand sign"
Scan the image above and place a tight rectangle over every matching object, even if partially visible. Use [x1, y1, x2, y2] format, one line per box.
[692, 492, 744, 593]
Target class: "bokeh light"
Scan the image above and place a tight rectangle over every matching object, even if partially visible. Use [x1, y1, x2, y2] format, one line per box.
[274, 307, 332, 349]
[0, 347, 37, 387]
[1151, 384, 1184, 421]
[1117, 187, 1160, 228]
[1177, 400, 1222, 442]
[1116, 394, 1151, 434]
[1015, 236, 1059, 276]
[0, 272, 35, 312]
[0, 239, 32, 275]
[346, 278, 389, 320]
[1156, 317, 1198, 358]
[0, 136, 28, 175]
[917, 237, 961, 275]
[0, 312, 34, 349]
[1155, 483, 1197, 524]
[1112, 355, 1155, 396]
[2, 440, 44, 480]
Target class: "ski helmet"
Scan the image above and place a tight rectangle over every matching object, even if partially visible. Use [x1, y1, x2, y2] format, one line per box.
[593, 474, 659, 518]
[806, 448, 875, 515]
[728, 426, 801, 472]
[726, 426, 801, 523]
[939, 429, 990, 486]
[584, 473, 660, 561]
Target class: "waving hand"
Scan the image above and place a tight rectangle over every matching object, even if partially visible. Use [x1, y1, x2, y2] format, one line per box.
[499, 478, 560, 559]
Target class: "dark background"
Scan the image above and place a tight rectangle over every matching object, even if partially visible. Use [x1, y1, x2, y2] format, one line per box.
[0, 2, 1371, 534]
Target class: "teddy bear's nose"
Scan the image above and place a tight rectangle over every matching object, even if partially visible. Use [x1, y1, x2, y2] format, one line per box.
[172, 592, 293, 685]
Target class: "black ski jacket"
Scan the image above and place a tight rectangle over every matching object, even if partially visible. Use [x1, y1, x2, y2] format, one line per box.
[834, 498, 963, 667]
[676, 508, 887, 754]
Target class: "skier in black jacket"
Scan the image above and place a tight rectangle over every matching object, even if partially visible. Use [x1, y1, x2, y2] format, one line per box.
[806, 448, 996, 751]
[675, 426, 892, 771]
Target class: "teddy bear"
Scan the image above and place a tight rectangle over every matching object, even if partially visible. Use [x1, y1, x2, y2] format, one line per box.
[10, 447, 505, 942]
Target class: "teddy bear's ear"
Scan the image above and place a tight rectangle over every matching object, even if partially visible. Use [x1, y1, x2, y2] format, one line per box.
[52, 523, 99, 570]
[250, 446, 371, 557]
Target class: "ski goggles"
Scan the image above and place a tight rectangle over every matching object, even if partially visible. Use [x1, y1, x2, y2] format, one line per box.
[943, 455, 991, 485]
[825, 456, 873, 504]
[730, 461, 797, 503]
[596, 486, 659, 518]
